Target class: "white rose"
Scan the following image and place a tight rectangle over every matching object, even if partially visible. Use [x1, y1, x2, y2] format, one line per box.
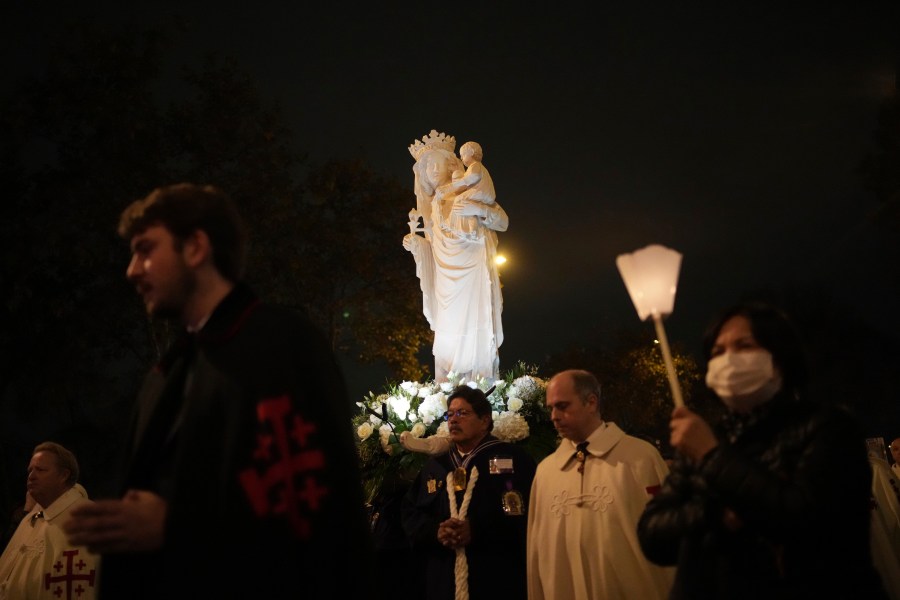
[357, 422, 373, 441]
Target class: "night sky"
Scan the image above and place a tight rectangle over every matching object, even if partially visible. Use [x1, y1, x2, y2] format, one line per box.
[7, 3, 900, 408]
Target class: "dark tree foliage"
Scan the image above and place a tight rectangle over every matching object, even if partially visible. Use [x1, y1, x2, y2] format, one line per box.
[0, 23, 430, 514]
[297, 159, 432, 381]
[545, 327, 715, 459]
[860, 69, 900, 231]
[0, 24, 172, 503]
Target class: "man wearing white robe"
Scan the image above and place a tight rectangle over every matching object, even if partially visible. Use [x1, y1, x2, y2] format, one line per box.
[0, 442, 99, 599]
[527, 369, 674, 600]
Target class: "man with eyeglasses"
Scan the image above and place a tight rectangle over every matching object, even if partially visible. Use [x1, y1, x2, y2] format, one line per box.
[401, 385, 536, 600]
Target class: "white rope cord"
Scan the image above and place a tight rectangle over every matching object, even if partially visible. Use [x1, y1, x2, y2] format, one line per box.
[446, 466, 479, 600]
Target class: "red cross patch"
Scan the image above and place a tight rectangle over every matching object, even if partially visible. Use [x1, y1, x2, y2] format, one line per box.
[238, 394, 329, 539]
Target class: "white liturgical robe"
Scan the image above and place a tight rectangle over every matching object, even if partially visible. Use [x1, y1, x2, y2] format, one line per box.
[0, 485, 100, 600]
[527, 422, 674, 600]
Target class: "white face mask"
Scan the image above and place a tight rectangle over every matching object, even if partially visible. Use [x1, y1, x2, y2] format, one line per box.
[705, 350, 782, 413]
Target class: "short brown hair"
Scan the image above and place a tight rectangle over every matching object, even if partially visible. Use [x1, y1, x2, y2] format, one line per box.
[118, 183, 247, 282]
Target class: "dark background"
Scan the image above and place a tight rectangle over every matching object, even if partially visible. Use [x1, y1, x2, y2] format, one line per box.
[3, 2, 899, 510]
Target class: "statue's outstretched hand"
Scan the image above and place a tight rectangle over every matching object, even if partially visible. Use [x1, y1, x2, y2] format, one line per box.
[402, 233, 416, 251]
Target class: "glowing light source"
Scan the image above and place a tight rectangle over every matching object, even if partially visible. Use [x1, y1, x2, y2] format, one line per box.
[616, 244, 684, 407]
[495, 254, 507, 266]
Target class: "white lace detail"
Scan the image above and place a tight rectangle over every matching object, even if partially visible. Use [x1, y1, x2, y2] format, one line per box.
[550, 485, 614, 516]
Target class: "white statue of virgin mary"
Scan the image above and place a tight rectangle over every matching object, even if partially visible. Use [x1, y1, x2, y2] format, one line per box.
[403, 130, 508, 383]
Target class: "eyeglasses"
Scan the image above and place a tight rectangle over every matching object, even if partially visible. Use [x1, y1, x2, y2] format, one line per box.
[443, 409, 473, 420]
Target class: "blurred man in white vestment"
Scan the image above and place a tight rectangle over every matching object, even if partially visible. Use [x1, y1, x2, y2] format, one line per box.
[0, 442, 99, 599]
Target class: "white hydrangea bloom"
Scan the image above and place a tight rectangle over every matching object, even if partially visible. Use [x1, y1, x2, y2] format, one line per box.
[493, 412, 529, 442]
[440, 381, 455, 393]
[399, 380, 419, 395]
[510, 375, 545, 402]
[417, 392, 448, 426]
[417, 384, 435, 398]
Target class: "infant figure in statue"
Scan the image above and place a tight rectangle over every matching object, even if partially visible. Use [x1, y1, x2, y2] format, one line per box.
[403, 131, 508, 384]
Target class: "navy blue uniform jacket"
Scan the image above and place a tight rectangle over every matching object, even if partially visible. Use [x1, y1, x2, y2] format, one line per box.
[401, 435, 536, 600]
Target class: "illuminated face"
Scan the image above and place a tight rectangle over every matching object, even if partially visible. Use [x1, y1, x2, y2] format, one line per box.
[446, 397, 489, 453]
[425, 154, 453, 189]
[27, 451, 69, 509]
[126, 224, 196, 319]
[546, 374, 597, 443]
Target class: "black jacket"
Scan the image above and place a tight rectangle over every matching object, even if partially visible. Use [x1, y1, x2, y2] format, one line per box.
[101, 283, 376, 599]
[637, 394, 888, 599]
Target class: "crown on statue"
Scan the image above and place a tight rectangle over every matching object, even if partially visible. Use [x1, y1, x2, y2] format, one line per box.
[409, 129, 456, 161]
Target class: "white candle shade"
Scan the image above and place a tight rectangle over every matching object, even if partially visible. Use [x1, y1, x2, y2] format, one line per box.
[615, 244, 683, 321]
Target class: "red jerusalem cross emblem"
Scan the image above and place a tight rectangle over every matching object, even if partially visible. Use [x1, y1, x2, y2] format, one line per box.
[239, 394, 329, 539]
[44, 548, 96, 599]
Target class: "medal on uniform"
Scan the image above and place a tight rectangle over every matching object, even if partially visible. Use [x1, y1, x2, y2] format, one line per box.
[502, 489, 525, 515]
[453, 467, 467, 491]
[427, 477, 437, 494]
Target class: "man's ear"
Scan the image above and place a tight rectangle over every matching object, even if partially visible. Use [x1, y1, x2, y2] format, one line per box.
[182, 229, 212, 268]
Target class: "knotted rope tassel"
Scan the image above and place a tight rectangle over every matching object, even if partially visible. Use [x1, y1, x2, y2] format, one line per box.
[446, 466, 479, 600]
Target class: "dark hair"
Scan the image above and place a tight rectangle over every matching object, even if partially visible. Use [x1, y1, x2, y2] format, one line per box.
[448, 385, 494, 432]
[33, 441, 79, 486]
[117, 183, 247, 282]
[701, 301, 809, 396]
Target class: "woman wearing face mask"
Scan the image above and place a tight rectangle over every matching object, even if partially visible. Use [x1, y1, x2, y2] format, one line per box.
[637, 301, 889, 599]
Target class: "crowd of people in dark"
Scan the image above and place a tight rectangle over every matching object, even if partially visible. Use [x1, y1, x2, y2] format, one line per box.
[1, 183, 897, 599]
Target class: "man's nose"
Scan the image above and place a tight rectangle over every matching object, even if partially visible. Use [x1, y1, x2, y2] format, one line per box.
[126, 255, 142, 279]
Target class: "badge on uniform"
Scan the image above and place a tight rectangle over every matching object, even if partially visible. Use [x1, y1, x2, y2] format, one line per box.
[427, 477, 437, 494]
[489, 456, 514, 474]
[453, 467, 467, 491]
[502, 489, 525, 515]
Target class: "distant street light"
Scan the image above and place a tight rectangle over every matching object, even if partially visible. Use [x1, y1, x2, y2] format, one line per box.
[616, 244, 684, 408]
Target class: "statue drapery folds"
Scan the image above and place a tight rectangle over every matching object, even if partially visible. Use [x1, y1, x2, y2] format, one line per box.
[403, 130, 507, 384]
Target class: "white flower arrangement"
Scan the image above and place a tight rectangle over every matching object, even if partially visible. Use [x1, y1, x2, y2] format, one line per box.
[352, 362, 559, 503]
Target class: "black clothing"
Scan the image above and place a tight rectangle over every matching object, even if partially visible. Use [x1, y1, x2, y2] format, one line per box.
[401, 435, 536, 600]
[637, 394, 889, 599]
[100, 283, 375, 599]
